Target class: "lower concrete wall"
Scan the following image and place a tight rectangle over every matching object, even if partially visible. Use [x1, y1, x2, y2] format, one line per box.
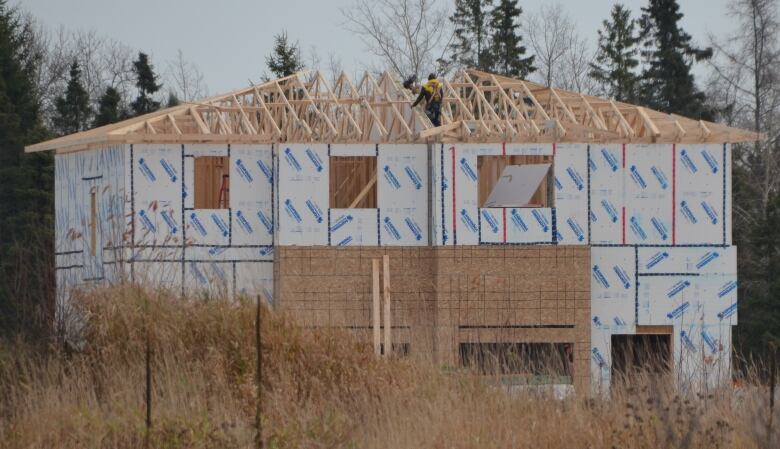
[274, 246, 591, 389]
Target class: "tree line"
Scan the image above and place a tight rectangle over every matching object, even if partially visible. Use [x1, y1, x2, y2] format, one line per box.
[0, 0, 203, 339]
[2, 0, 780, 365]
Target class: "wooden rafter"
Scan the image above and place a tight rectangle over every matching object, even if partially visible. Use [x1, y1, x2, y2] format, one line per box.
[26, 68, 763, 154]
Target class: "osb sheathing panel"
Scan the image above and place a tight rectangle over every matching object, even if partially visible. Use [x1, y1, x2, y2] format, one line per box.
[274, 245, 590, 388]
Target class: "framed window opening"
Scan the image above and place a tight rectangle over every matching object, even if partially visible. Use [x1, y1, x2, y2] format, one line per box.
[477, 155, 553, 208]
[194, 156, 230, 209]
[329, 156, 377, 208]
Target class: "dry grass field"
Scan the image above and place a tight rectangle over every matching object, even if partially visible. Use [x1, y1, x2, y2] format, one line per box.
[0, 286, 778, 448]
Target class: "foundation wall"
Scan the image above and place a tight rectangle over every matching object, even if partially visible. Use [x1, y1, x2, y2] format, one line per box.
[274, 245, 591, 389]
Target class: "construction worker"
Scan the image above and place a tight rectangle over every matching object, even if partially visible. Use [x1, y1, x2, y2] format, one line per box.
[410, 73, 443, 127]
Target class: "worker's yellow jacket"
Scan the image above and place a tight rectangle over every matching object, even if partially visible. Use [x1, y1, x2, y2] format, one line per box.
[412, 79, 443, 107]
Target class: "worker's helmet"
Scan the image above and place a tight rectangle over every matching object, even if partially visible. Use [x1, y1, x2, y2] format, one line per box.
[428, 73, 436, 80]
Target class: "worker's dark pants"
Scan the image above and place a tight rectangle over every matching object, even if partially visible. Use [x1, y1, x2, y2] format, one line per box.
[426, 102, 442, 126]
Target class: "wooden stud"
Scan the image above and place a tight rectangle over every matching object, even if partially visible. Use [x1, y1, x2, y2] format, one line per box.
[90, 188, 97, 256]
[372, 258, 381, 357]
[382, 254, 391, 357]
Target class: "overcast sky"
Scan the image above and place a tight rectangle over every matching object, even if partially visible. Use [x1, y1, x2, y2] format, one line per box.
[20, 0, 733, 95]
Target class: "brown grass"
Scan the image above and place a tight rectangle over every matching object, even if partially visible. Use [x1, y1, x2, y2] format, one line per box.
[0, 285, 777, 448]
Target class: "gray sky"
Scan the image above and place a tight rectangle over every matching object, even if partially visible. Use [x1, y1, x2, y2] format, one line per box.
[21, 0, 733, 95]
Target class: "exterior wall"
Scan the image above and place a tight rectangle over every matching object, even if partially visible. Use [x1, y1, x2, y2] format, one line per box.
[128, 143, 274, 300]
[277, 143, 430, 246]
[585, 144, 735, 393]
[54, 141, 737, 393]
[275, 245, 591, 390]
[55, 145, 127, 332]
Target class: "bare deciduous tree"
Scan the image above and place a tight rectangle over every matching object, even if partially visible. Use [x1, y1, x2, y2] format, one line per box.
[706, 0, 780, 355]
[524, 3, 571, 87]
[708, 0, 780, 213]
[326, 52, 344, 86]
[24, 20, 138, 127]
[165, 49, 207, 102]
[342, 0, 451, 77]
[556, 34, 597, 94]
[524, 2, 593, 91]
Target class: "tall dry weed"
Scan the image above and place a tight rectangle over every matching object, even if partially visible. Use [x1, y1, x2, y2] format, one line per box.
[0, 285, 778, 448]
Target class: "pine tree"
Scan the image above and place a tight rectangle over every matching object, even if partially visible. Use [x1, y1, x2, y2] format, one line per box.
[130, 52, 161, 116]
[265, 31, 304, 79]
[488, 0, 535, 78]
[447, 0, 494, 71]
[52, 60, 92, 135]
[93, 86, 123, 127]
[589, 4, 640, 102]
[638, 0, 713, 118]
[166, 92, 180, 108]
[0, 0, 54, 339]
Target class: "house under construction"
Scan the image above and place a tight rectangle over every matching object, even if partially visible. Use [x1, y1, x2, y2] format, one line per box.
[27, 69, 759, 393]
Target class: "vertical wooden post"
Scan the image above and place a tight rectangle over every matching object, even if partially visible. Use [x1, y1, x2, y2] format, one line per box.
[383, 255, 391, 356]
[255, 294, 263, 449]
[372, 259, 381, 356]
[90, 189, 97, 256]
[144, 292, 152, 448]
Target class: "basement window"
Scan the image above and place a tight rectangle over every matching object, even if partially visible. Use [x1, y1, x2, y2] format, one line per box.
[381, 342, 410, 357]
[329, 156, 377, 208]
[478, 156, 553, 208]
[459, 342, 573, 383]
[194, 156, 230, 209]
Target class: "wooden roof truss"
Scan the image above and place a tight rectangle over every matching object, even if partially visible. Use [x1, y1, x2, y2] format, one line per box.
[26, 69, 761, 153]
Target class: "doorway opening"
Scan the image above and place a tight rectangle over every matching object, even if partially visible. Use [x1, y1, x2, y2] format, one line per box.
[611, 331, 672, 381]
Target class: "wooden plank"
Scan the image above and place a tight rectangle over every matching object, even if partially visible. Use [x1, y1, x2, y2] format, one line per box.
[372, 259, 381, 356]
[166, 114, 182, 135]
[232, 94, 258, 135]
[348, 174, 377, 208]
[636, 107, 661, 137]
[188, 107, 211, 134]
[635, 325, 673, 335]
[90, 189, 97, 256]
[383, 254, 391, 357]
[699, 120, 712, 139]
[419, 120, 462, 138]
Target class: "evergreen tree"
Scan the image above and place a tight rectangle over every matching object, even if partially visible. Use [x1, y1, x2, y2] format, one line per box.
[488, 0, 535, 78]
[0, 0, 54, 339]
[130, 52, 161, 116]
[166, 92, 180, 108]
[638, 0, 713, 118]
[447, 0, 494, 71]
[52, 60, 92, 135]
[589, 4, 640, 102]
[93, 86, 123, 127]
[265, 31, 304, 79]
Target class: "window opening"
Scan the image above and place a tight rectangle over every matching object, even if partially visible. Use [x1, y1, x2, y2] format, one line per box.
[194, 156, 229, 209]
[329, 156, 377, 208]
[478, 155, 553, 208]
